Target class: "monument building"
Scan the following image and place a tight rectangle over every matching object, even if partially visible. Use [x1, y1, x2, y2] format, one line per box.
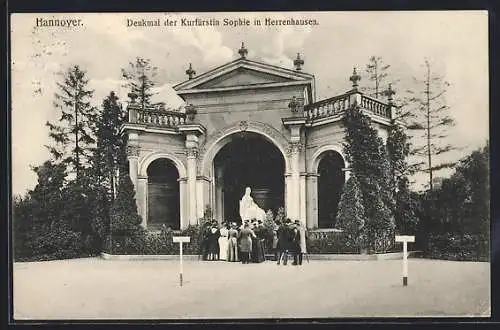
[121, 43, 396, 231]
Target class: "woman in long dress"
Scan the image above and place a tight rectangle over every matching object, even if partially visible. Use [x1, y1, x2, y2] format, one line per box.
[238, 222, 256, 264]
[227, 223, 239, 262]
[218, 223, 229, 261]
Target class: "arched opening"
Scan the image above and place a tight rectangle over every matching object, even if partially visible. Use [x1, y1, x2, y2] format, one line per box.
[213, 132, 285, 223]
[147, 158, 180, 230]
[317, 150, 345, 228]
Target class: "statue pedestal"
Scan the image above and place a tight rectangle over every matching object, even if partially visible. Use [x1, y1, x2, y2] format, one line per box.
[252, 188, 272, 213]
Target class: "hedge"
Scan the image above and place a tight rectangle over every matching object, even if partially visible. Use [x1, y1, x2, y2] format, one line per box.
[102, 227, 360, 255]
[424, 233, 489, 262]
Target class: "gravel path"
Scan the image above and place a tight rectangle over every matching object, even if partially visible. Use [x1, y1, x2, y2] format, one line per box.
[13, 258, 490, 319]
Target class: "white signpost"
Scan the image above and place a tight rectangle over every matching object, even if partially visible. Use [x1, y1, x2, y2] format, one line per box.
[173, 236, 191, 286]
[395, 235, 415, 286]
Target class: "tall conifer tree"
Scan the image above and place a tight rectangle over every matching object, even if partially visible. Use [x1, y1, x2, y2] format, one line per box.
[46, 65, 97, 183]
[336, 175, 367, 252]
[343, 106, 395, 253]
[406, 59, 456, 191]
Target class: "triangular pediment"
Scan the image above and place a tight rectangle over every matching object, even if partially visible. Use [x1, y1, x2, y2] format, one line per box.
[174, 58, 314, 92]
[196, 68, 293, 89]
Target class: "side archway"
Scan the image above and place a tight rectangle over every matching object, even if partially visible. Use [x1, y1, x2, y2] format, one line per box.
[310, 144, 348, 173]
[139, 152, 187, 179]
[311, 145, 347, 229]
[137, 152, 187, 229]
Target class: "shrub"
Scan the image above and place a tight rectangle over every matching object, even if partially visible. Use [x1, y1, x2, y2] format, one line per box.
[425, 233, 489, 261]
[19, 225, 84, 261]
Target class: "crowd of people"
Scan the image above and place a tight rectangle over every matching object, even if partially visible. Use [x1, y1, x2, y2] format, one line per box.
[200, 218, 307, 266]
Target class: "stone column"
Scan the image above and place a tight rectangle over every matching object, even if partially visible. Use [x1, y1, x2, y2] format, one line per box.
[284, 174, 292, 218]
[126, 145, 140, 196]
[299, 172, 307, 225]
[186, 147, 198, 226]
[282, 116, 306, 222]
[306, 173, 319, 229]
[126, 144, 145, 227]
[137, 176, 148, 228]
[196, 178, 204, 220]
[343, 167, 351, 182]
[287, 142, 302, 221]
[179, 177, 188, 230]
[178, 122, 206, 225]
[215, 166, 224, 222]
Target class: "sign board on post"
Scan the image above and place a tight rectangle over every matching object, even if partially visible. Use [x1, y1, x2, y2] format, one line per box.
[395, 235, 415, 287]
[173, 236, 191, 286]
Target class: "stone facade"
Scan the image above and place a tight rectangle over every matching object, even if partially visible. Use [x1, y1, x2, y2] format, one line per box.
[122, 54, 396, 230]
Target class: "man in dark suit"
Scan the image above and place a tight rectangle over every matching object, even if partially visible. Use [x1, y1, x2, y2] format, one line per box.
[292, 220, 303, 266]
[278, 218, 295, 265]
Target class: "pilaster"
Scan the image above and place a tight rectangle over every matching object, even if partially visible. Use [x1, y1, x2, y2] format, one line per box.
[137, 176, 148, 228]
[179, 122, 206, 225]
[126, 143, 140, 197]
[178, 177, 188, 229]
[282, 115, 307, 223]
[306, 173, 319, 229]
[185, 147, 199, 225]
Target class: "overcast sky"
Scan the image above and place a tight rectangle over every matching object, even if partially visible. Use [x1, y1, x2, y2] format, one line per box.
[11, 11, 488, 195]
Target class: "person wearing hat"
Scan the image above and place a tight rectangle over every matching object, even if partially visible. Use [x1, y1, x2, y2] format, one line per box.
[227, 222, 239, 262]
[238, 222, 256, 264]
[293, 220, 306, 266]
[200, 221, 212, 261]
[251, 218, 265, 263]
[207, 220, 220, 261]
[218, 222, 229, 261]
[277, 218, 292, 265]
[272, 221, 280, 262]
[287, 220, 300, 265]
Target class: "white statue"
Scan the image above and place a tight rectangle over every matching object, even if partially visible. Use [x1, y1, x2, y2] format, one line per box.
[239, 187, 266, 222]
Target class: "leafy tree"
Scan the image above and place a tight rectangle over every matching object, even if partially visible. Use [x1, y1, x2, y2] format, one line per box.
[436, 144, 489, 234]
[46, 65, 97, 182]
[421, 143, 489, 260]
[13, 194, 34, 260]
[29, 161, 67, 229]
[343, 106, 395, 253]
[121, 57, 158, 108]
[12, 161, 85, 261]
[59, 180, 102, 254]
[406, 59, 456, 191]
[364, 56, 392, 99]
[336, 175, 367, 252]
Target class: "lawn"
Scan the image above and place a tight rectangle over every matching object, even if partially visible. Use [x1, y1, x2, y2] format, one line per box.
[13, 258, 490, 319]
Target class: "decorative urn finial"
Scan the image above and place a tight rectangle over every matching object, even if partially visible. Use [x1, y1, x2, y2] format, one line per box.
[384, 83, 396, 104]
[127, 92, 138, 104]
[185, 63, 196, 80]
[238, 42, 248, 59]
[349, 67, 361, 90]
[294, 53, 304, 71]
[185, 103, 197, 122]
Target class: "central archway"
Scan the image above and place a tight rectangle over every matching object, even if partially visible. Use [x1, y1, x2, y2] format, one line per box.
[213, 132, 285, 223]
